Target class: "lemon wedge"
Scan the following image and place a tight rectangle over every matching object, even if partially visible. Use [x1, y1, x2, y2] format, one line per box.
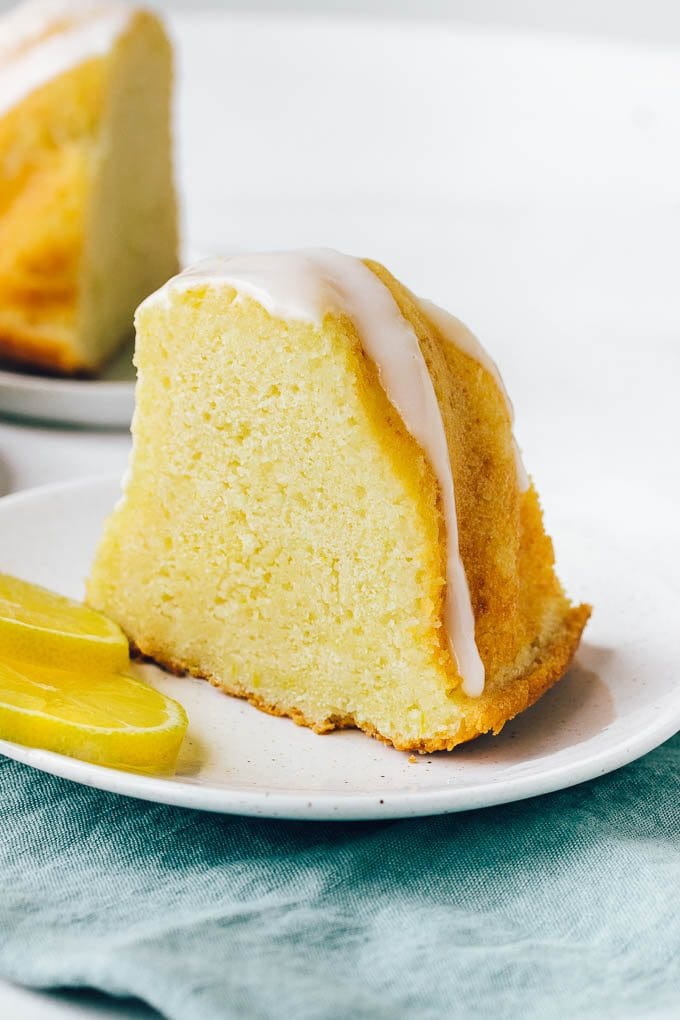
[0, 573, 129, 673]
[0, 658, 188, 774]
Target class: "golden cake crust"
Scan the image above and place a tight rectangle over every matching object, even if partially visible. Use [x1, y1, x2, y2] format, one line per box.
[0, 58, 103, 374]
[130, 601, 590, 753]
[0, 322, 83, 374]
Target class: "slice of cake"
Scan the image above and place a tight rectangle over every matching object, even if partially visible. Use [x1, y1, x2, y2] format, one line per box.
[87, 250, 590, 752]
[0, 0, 178, 375]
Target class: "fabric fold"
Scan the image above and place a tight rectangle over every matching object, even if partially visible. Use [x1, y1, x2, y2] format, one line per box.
[1, 736, 678, 1020]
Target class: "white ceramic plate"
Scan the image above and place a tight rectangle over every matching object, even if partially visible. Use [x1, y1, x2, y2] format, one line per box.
[0, 342, 135, 429]
[0, 475, 677, 821]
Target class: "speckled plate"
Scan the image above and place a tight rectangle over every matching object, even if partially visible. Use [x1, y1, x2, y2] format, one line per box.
[0, 475, 677, 820]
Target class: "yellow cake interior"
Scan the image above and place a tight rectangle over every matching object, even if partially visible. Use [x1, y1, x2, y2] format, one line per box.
[87, 254, 589, 752]
[0, 2, 178, 374]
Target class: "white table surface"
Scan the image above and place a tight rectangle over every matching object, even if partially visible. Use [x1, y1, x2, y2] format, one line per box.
[1, 12, 679, 1019]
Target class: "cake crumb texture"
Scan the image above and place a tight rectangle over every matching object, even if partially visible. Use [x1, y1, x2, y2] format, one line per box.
[88, 258, 589, 751]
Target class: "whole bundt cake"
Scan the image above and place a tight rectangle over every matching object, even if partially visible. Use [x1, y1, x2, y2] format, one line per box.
[87, 250, 590, 752]
[0, 0, 178, 374]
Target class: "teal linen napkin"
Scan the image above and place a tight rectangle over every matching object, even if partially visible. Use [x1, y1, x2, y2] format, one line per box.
[1, 737, 679, 1020]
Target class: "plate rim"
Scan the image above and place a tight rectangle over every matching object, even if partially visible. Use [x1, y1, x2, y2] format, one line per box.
[0, 368, 135, 429]
[0, 475, 678, 821]
[0, 366, 134, 395]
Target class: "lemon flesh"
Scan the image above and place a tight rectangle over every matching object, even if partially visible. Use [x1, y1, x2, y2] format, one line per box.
[0, 659, 188, 774]
[0, 573, 129, 673]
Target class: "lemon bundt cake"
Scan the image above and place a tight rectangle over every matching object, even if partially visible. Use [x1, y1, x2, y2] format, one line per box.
[87, 250, 590, 753]
[0, 0, 178, 375]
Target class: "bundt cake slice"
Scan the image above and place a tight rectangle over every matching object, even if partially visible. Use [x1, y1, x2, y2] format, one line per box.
[0, 0, 178, 375]
[87, 250, 590, 753]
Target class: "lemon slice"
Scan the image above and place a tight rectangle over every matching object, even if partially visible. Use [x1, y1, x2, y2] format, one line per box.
[0, 573, 129, 673]
[0, 659, 188, 774]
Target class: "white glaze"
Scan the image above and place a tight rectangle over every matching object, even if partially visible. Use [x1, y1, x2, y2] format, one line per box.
[419, 299, 530, 492]
[0, 1, 109, 55]
[143, 250, 489, 697]
[0, 0, 130, 116]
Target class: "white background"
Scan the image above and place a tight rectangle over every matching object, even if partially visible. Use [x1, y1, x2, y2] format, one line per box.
[1, 3, 679, 1018]
[5, 0, 680, 47]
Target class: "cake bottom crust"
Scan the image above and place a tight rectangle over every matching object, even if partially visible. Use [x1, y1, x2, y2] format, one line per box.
[0, 325, 86, 376]
[131, 603, 591, 754]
